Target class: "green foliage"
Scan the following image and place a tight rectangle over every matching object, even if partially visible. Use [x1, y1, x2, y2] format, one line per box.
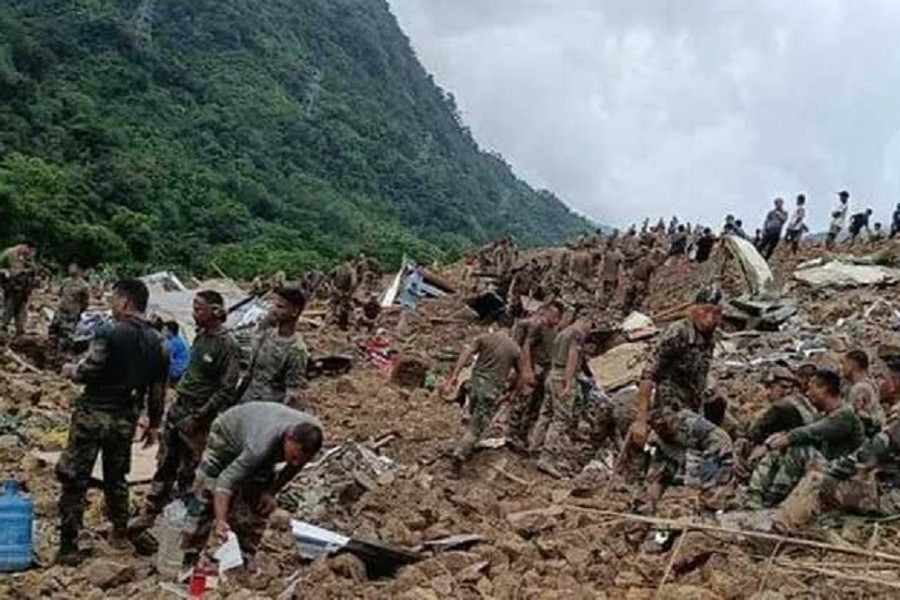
[0, 0, 593, 276]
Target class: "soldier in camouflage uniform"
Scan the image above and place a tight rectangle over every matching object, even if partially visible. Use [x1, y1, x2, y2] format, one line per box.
[629, 287, 733, 513]
[0, 243, 38, 339]
[535, 317, 592, 477]
[330, 259, 358, 331]
[55, 279, 168, 565]
[49, 261, 90, 367]
[599, 244, 623, 301]
[842, 349, 884, 438]
[135, 290, 241, 527]
[443, 331, 520, 475]
[507, 301, 564, 451]
[777, 414, 900, 529]
[184, 402, 323, 568]
[240, 287, 309, 410]
[747, 369, 864, 507]
[623, 253, 656, 313]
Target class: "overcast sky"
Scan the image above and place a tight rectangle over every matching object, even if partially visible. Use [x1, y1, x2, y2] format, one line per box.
[388, 0, 900, 231]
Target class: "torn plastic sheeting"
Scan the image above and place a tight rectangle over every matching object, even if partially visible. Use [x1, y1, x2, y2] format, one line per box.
[291, 520, 351, 560]
[141, 271, 188, 292]
[380, 259, 454, 309]
[793, 261, 900, 288]
[722, 235, 778, 297]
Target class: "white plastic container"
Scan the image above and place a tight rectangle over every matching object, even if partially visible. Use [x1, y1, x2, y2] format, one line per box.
[153, 499, 187, 580]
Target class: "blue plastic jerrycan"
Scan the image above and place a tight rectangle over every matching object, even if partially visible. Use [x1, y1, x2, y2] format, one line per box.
[0, 479, 34, 572]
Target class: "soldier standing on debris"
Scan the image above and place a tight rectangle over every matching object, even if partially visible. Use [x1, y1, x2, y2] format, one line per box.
[842, 349, 884, 437]
[758, 197, 789, 260]
[184, 402, 323, 569]
[0, 242, 38, 339]
[136, 290, 241, 527]
[49, 261, 90, 366]
[55, 279, 169, 565]
[442, 330, 520, 475]
[239, 287, 309, 410]
[508, 301, 565, 451]
[826, 191, 850, 249]
[628, 287, 734, 513]
[599, 243, 623, 301]
[330, 258, 358, 331]
[734, 365, 819, 480]
[623, 253, 657, 313]
[535, 316, 592, 477]
[784, 194, 808, 255]
[747, 368, 864, 507]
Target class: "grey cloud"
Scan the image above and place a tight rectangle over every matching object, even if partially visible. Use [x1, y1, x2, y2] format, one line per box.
[389, 0, 900, 231]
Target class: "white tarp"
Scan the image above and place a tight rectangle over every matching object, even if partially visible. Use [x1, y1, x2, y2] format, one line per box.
[723, 235, 777, 296]
[793, 261, 900, 288]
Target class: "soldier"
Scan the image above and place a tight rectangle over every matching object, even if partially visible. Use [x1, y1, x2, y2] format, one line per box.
[55, 279, 168, 565]
[330, 259, 358, 331]
[747, 368, 864, 507]
[568, 251, 593, 286]
[184, 402, 323, 569]
[599, 244, 623, 301]
[734, 365, 819, 481]
[535, 317, 592, 477]
[508, 301, 565, 451]
[442, 331, 520, 475]
[49, 261, 90, 367]
[628, 287, 733, 513]
[135, 290, 241, 528]
[842, 349, 883, 437]
[623, 253, 656, 313]
[0, 242, 38, 339]
[239, 287, 309, 410]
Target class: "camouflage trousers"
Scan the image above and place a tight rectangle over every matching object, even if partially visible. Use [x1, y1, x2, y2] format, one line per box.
[623, 282, 648, 313]
[747, 445, 822, 508]
[49, 313, 80, 367]
[453, 378, 502, 462]
[144, 399, 211, 518]
[56, 404, 138, 543]
[330, 293, 352, 331]
[507, 371, 547, 450]
[1, 289, 29, 336]
[648, 406, 734, 491]
[777, 470, 900, 529]
[536, 372, 580, 472]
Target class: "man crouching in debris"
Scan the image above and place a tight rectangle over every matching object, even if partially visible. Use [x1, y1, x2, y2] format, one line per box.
[747, 368, 864, 508]
[628, 287, 733, 514]
[55, 279, 169, 565]
[183, 402, 323, 569]
[442, 331, 521, 476]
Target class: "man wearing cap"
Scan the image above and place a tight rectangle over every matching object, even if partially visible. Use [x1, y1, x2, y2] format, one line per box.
[136, 290, 242, 528]
[734, 365, 819, 481]
[826, 191, 850, 249]
[183, 402, 323, 568]
[747, 368, 864, 507]
[628, 287, 733, 512]
[758, 198, 789, 261]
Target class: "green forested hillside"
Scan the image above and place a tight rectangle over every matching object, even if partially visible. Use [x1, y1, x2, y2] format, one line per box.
[0, 0, 592, 278]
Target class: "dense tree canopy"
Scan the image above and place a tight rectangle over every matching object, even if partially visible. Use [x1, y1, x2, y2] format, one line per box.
[0, 0, 593, 278]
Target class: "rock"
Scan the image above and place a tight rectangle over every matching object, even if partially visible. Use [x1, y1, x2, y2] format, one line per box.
[335, 376, 357, 395]
[657, 584, 723, 600]
[270, 508, 292, 531]
[430, 574, 454, 596]
[330, 553, 368, 583]
[8, 379, 41, 405]
[82, 559, 136, 589]
[0, 434, 21, 450]
[390, 355, 431, 389]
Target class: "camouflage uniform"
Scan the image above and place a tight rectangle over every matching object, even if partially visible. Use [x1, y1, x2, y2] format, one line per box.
[644, 319, 733, 494]
[0, 249, 37, 337]
[330, 262, 357, 331]
[452, 333, 519, 464]
[747, 405, 864, 507]
[508, 318, 556, 449]
[600, 249, 623, 299]
[56, 317, 168, 551]
[623, 256, 655, 313]
[240, 329, 309, 410]
[49, 277, 90, 365]
[144, 328, 241, 518]
[735, 394, 818, 481]
[848, 378, 884, 438]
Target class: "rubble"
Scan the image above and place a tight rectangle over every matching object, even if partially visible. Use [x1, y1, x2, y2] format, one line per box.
[793, 260, 900, 288]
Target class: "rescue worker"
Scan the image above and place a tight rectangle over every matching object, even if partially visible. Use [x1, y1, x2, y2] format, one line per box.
[0, 242, 38, 339]
[49, 261, 90, 367]
[842, 349, 883, 438]
[747, 369, 864, 507]
[239, 287, 309, 409]
[508, 301, 564, 451]
[184, 402, 323, 569]
[136, 290, 241, 527]
[826, 191, 850, 250]
[628, 287, 733, 513]
[330, 259, 358, 331]
[600, 244, 623, 301]
[623, 253, 656, 313]
[442, 330, 520, 475]
[758, 197, 789, 260]
[55, 279, 169, 565]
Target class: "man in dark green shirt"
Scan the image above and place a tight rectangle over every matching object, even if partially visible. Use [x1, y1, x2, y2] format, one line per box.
[748, 369, 864, 507]
[137, 290, 241, 526]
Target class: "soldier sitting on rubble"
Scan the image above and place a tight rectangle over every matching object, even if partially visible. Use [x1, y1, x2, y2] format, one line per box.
[842, 349, 884, 438]
[746, 368, 864, 508]
[734, 364, 819, 481]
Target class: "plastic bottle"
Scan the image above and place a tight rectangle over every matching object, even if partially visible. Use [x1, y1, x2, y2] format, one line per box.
[0, 479, 33, 573]
[153, 499, 188, 580]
